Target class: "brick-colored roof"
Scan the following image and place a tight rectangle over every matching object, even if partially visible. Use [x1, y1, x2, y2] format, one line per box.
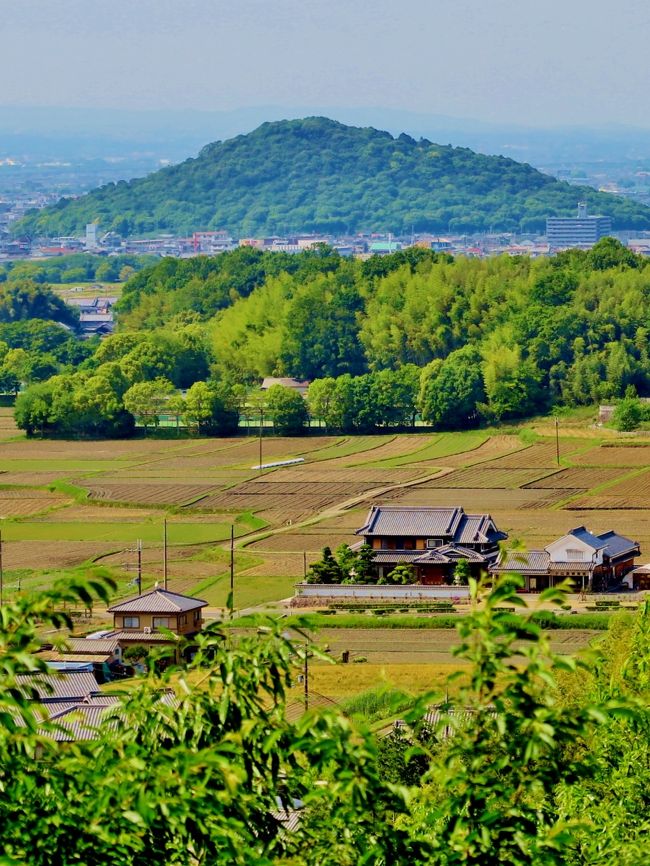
[108, 588, 207, 614]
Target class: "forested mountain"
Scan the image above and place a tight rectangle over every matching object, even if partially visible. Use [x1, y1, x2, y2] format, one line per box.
[14, 117, 650, 238]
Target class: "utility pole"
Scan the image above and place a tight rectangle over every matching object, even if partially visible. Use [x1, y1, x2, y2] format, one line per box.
[555, 417, 560, 467]
[258, 406, 264, 474]
[163, 519, 168, 591]
[137, 539, 142, 596]
[303, 551, 307, 580]
[304, 642, 309, 712]
[229, 524, 235, 618]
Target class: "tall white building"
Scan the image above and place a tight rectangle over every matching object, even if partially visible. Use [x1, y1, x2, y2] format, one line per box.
[546, 203, 611, 249]
[85, 223, 98, 250]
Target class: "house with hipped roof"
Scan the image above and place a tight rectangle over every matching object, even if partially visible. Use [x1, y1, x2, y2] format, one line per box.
[106, 588, 207, 645]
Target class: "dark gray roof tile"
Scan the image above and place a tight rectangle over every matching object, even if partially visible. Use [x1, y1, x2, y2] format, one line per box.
[16, 671, 99, 701]
[491, 549, 550, 574]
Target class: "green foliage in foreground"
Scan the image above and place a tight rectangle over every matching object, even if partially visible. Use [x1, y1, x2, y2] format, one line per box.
[14, 117, 650, 238]
[1, 577, 650, 863]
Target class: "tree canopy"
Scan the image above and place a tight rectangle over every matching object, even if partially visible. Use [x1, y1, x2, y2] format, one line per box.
[12, 241, 650, 437]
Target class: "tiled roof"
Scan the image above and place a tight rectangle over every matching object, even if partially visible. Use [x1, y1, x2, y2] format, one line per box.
[394, 705, 496, 738]
[44, 691, 176, 742]
[491, 549, 550, 574]
[65, 638, 120, 653]
[414, 544, 487, 564]
[456, 514, 507, 545]
[356, 506, 464, 537]
[356, 506, 506, 545]
[567, 526, 606, 551]
[47, 703, 121, 742]
[34, 699, 83, 719]
[16, 671, 99, 701]
[111, 631, 179, 643]
[38, 650, 114, 664]
[370, 551, 424, 564]
[271, 808, 302, 832]
[108, 589, 207, 614]
[548, 562, 592, 572]
[597, 529, 639, 559]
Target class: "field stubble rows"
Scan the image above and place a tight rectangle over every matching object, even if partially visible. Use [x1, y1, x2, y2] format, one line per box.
[1, 427, 650, 607]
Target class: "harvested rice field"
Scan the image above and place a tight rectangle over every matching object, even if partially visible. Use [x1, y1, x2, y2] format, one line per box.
[421, 466, 553, 488]
[0, 420, 647, 612]
[524, 467, 630, 490]
[569, 444, 650, 467]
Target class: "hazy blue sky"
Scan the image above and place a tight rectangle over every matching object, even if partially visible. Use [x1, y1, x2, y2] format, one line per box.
[5, 0, 650, 127]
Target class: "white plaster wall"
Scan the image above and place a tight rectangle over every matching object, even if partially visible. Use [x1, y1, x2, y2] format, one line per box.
[294, 584, 470, 599]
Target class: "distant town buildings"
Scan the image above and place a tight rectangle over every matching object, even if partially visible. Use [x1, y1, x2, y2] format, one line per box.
[546, 202, 612, 249]
[0, 187, 644, 261]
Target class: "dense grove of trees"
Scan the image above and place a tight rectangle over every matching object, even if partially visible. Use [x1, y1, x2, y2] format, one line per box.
[12, 240, 650, 436]
[2, 575, 650, 864]
[14, 117, 650, 238]
[0, 252, 154, 284]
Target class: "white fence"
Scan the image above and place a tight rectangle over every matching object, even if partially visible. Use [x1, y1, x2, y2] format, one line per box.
[294, 583, 470, 600]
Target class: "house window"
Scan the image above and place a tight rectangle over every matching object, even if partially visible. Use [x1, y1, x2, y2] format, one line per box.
[153, 617, 171, 628]
[194, 611, 201, 622]
[123, 616, 140, 628]
[179, 615, 187, 626]
[426, 538, 443, 548]
[566, 549, 584, 561]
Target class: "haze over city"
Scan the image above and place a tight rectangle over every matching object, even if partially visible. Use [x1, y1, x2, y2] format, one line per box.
[3, 0, 650, 129]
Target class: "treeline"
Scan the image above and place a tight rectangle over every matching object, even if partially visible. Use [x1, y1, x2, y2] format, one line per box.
[0, 252, 155, 285]
[11, 240, 650, 436]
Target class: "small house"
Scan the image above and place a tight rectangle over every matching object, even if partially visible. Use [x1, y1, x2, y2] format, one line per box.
[107, 588, 208, 648]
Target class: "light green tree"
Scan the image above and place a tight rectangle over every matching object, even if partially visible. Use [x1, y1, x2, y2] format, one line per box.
[123, 378, 175, 430]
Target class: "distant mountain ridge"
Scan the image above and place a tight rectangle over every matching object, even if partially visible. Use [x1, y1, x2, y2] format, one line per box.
[14, 116, 650, 238]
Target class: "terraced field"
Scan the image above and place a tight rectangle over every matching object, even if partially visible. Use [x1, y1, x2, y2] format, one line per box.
[0, 419, 649, 609]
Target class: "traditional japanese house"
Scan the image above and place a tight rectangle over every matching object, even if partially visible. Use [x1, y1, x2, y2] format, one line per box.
[353, 505, 507, 585]
[490, 526, 640, 591]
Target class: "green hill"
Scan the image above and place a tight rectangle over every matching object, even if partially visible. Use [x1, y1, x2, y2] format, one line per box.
[14, 116, 650, 237]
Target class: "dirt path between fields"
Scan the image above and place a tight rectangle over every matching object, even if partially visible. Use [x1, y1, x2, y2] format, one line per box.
[227, 466, 455, 553]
